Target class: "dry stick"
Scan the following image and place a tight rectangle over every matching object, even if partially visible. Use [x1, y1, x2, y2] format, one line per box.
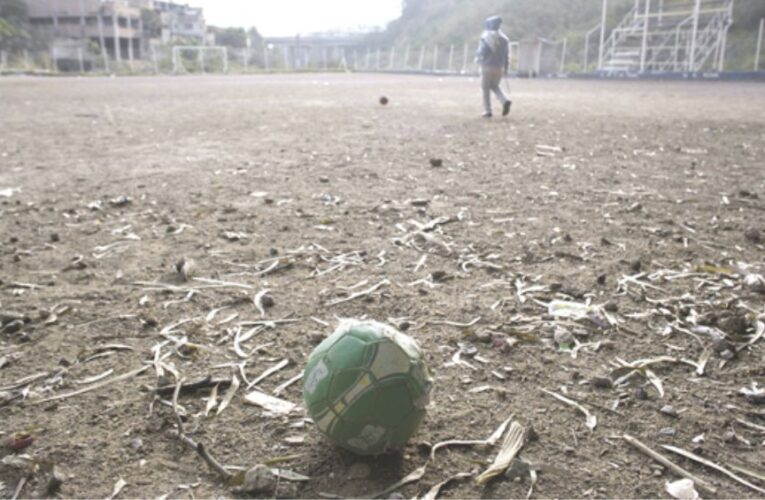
[542, 389, 597, 430]
[725, 462, 765, 484]
[171, 378, 234, 481]
[430, 417, 512, 461]
[11, 476, 27, 500]
[156, 376, 231, 397]
[621, 434, 717, 495]
[328, 279, 390, 306]
[661, 445, 765, 495]
[32, 366, 151, 404]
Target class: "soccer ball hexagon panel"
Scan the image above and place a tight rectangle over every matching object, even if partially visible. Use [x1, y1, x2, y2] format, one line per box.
[303, 320, 433, 455]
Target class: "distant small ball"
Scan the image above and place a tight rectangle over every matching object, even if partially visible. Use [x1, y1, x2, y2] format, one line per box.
[303, 320, 432, 455]
[379, 96, 389, 106]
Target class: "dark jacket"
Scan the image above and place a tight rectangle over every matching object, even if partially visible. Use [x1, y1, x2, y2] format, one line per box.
[476, 30, 509, 69]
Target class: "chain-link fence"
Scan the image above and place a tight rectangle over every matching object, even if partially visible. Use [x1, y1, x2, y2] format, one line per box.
[3, 29, 762, 76]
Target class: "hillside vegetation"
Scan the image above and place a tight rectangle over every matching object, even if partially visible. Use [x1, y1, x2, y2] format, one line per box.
[371, 0, 765, 71]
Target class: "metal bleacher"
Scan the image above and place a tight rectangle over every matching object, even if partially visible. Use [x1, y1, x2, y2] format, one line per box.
[600, 0, 734, 74]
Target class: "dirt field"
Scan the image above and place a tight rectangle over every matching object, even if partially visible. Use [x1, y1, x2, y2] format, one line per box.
[1, 74, 765, 499]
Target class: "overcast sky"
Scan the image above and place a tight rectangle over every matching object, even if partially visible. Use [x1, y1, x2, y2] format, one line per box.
[194, 0, 402, 36]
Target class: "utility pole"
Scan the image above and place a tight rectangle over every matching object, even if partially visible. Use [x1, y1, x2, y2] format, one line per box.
[598, 0, 608, 70]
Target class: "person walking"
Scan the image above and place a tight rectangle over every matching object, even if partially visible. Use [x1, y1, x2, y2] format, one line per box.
[476, 15, 512, 118]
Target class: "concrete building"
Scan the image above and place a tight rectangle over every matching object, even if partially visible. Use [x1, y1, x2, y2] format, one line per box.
[265, 35, 365, 70]
[153, 1, 206, 43]
[24, 0, 208, 68]
[26, 0, 145, 63]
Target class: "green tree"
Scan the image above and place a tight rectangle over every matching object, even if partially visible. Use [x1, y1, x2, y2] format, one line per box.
[0, 0, 29, 50]
[210, 26, 247, 48]
[141, 8, 162, 38]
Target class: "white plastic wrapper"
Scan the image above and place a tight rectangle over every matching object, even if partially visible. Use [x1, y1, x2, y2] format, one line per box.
[666, 479, 700, 500]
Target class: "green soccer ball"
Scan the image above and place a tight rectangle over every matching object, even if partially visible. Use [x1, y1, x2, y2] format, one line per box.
[303, 320, 433, 455]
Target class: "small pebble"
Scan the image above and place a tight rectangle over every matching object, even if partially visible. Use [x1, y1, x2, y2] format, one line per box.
[635, 387, 649, 401]
[660, 405, 678, 418]
[659, 427, 676, 436]
[260, 294, 275, 309]
[591, 377, 614, 389]
[604, 301, 619, 312]
[744, 227, 761, 243]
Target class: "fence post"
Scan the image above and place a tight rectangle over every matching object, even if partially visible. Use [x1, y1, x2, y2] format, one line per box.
[559, 38, 567, 73]
[462, 43, 469, 73]
[51, 47, 58, 73]
[448, 44, 455, 73]
[222, 48, 229, 73]
[78, 47, 85, 73]
[756, 18, 764, 71]
[0, 51, 7, 72]
[376, 48, 381, 70]
[323, 46, 328, 70]
[113, 10, 121, 63]
[639, 0, 651, 73]
[389, 47, 395, 70]
[97, 13, 110, 73]
[418, 46, 425, 70]
[23, 49, 30, 70]
[689, 0, 701, 71]
[598, 0, 608, 70]
[151, 45, 159, 73]
[264, 45, 270, 71]
[432, 44, 439, 72]
[403, 45, 410, 70]
[127, 36, 134, 72]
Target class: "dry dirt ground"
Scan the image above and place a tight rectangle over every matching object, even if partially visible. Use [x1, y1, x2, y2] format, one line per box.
[1, 74, 765, 499]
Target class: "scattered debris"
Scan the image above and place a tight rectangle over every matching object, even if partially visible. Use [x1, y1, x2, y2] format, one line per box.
[372, 463, 428, 499]
[666, 479, 699, 500]
[739, 383, 765, 405]
[542, 389, 597, 430]
[622, 434, 717, 495]
[244, 389, 296, 415]
[420, 472, 472, 500]
[231, 465, 277, 495]
[430, 418, 511, 461]
[661, 444, 765, 495]
[476, 420, 527, 485]
[107, 478, 127, 500]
